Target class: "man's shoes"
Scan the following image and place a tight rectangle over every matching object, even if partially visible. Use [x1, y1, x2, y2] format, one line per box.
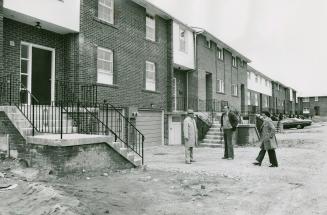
[221, 157, 227, 159]
[253, 162, 261, 166]
[227, 158, 234, 160]
[269, 164, 278, 167]
[185, 161, 191, 164]
[190, 160, 196, 162]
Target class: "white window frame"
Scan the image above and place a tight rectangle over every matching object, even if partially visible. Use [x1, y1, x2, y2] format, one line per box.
[146, 15, 155, 41]
[277, 84, 280, 91]
[232, 56, 237, 67]
[232, 84, 238, 96]
[98, 0, 114, 24]
[207, 40, 211, 48]
[216, 79, 224, 93]
[315, 96, 319, 102]
[247, 91, 251, 105]
[97, 47, 113, 85]
[217, 48, 223, 60]
[179, 26, 187, 53]
[145, 61, 156, 91]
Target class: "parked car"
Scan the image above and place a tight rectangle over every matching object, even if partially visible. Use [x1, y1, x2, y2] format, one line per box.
[282, 118, 312, 129]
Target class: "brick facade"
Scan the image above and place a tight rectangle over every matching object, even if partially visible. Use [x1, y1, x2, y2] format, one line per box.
[298, 96, 327, 116]
[77, 0, 172, 110]
[272, 82, 287, 114]
[0, 0, 3, 76]
[194, 34, 248, 113]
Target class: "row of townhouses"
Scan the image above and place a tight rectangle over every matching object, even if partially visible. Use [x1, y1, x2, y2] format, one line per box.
[0, 0, 306, 170]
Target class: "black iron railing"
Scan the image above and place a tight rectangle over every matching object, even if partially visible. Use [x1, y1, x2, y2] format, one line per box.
[195, 116, 211, 140]
[55, 80, 98, 105]
[82, 102, 144, 162]
[173, 96, 226, 113]
[0, 76, 144, 164]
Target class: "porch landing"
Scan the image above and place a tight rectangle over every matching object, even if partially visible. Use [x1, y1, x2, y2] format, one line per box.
[26, 134, 112, 146]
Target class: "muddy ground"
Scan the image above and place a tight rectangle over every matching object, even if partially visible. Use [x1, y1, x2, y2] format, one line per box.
[1, 121, 327, 215]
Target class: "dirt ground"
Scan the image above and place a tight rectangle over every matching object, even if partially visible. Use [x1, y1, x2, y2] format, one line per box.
[1, 121, 327, 215]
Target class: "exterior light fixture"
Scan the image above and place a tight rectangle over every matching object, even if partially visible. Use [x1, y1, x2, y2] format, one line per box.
[35, 22, 42, 29]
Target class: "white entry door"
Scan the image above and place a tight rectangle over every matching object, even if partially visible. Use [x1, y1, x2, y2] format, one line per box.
[170, 116, 182, 145]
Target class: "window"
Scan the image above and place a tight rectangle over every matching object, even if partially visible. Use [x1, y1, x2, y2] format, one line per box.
[217, 48, 223, 60]
[232, 84, 238, 96]
[254, 93, 258, 106]
[303, 97, 309, 102]
[232, 57, 237, 67]
[277, 84, 280, 91]
[216, 79, 224, 93]
[145, 61, 156, 91]
[255, 75, 258, 83]
[207, 40, 211, 48]
[247, 91, 251, 105]
[247, 72, 251, 80]
[98, 0, 114, 24]
[146, 15, 155, 41]
[290, 90, 293, 101]
[97, 47, 113, 85]
[315, 96, 319, 102]
[179, 27, 187, 53]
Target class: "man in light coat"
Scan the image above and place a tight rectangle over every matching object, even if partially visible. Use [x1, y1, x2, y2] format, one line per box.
[253, 111, 278, 167]
[183, 109, 198, 164]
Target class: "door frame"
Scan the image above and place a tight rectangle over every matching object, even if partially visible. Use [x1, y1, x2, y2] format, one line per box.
[21, 41, 56, 104]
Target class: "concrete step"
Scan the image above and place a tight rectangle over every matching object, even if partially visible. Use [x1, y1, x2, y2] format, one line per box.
[200, 142, 223, 148]
[207, 131, 222, 135]
[204, 135, 222, 140]
[211, 124, 221, 128]
[127, 152, 135, 161]
[208, 128, 220, 132]
[133, 158, 142, 166]
[203, 139, 224, 144]
[119, 148, 128, 157]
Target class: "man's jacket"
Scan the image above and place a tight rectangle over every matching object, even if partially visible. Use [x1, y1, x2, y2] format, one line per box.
[220, 112, 239, 131]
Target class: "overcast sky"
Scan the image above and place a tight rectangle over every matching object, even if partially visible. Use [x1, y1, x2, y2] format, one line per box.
[148, 0, 327, 97]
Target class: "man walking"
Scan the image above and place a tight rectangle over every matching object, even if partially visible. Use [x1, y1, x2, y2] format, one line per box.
[220, 105, 239, 160]
[183, 109, 198, 164]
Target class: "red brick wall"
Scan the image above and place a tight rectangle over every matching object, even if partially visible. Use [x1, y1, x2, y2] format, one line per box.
[194, 34, 248, 113]
[78, 0, 172, 110]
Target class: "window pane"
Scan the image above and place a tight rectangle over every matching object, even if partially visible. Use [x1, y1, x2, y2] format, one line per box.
[21, 74, 28, 87]
[21, 45, 28, 59]
[21, 60, 28, 74]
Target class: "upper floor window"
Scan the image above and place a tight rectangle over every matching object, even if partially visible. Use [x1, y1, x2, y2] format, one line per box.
[216, 79, 224, 93]
[145, 61, 156, 91]
[315, 96, 319, 102]
[247, 71, 251, 80]
[179, 27, 187, 53]
[303, 97, 309, 102]
[232, 57, 237, 67]
[146, 15, 155, 41]
[97, 47, 113, 85]
[217, 48, 223, 60]
[232, 84, 238, 96]
[98, 0, 114, 24]
[247, 91, 251, 105]
[207, 40, 211, 49]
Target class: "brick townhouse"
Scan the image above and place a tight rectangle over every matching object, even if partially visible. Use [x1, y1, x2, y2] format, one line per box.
[191, 31, 251, 114]
[0, 0, 179, 148]
[298, 96, 327, 116]
[271, 81, 288, 114]
[246, 66, 273, 114]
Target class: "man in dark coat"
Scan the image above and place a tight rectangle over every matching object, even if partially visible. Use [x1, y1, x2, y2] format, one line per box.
[220, 105, 239, 160]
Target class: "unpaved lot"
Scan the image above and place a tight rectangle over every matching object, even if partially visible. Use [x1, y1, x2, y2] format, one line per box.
[1, 122, 327, 215]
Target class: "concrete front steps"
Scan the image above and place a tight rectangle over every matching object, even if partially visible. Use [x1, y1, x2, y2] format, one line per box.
[200, 121, 224, 148]
[26, 134, 142, 167]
